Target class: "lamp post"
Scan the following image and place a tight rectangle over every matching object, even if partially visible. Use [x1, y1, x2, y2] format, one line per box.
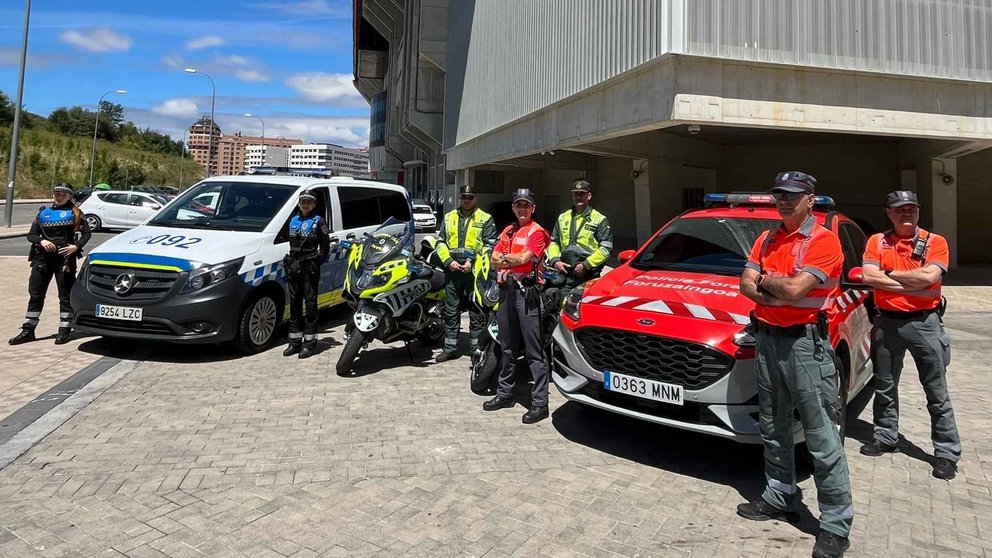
[244, 113, 264, 143]
[4, 0, 30, 229]
[88, 89, 126, 188]
[184, 68, 216, 176]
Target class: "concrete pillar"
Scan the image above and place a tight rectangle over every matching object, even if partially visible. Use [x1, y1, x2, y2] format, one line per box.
[633, 159, 652, 245]
[931, 158, 958, 268]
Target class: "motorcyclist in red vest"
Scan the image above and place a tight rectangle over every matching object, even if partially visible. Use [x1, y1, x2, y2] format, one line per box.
[482, 188, 553, 424]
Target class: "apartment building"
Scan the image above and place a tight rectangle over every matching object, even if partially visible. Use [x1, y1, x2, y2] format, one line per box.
[289, 144, 370, 177]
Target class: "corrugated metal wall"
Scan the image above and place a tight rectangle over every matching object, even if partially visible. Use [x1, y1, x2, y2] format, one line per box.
[446, 0, 992, 149]
[444, 0, 677, 148]
[687, 0, 992, 82]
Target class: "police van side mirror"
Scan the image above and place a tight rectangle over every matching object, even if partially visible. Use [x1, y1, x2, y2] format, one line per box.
[618, 249, 636, 264]
[846, 267, 864, 284]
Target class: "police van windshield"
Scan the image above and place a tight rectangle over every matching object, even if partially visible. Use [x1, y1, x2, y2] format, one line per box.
[150, 181, 296, 232]
[633, 216, 779, 275]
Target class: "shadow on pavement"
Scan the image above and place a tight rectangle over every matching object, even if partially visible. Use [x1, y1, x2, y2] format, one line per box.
[338, 341, 437, 378]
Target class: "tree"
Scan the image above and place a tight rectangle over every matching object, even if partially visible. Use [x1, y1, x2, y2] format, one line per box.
[0, 90, 13, 127]
[99, 100, 124, 129]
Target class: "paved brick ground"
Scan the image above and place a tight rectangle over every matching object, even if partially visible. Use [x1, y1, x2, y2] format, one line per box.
[0, 258, 104, 421]
[0, 294, 989, 556]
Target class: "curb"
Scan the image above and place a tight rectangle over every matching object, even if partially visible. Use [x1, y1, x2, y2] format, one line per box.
[0, 227, 31, 240]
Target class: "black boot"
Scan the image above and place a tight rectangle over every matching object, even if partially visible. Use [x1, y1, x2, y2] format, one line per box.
[299, 343, 315, 359]
[811, 530, 850, 558]
[736, 498, 800, 523]
[522, 406, 549, 424]
[8, 328, 36, 345]
[54, 328, 71, 345]
[283, 344, 301, 357]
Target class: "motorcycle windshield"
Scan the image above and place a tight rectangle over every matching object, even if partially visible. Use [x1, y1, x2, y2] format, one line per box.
[360, 217, 414, 268]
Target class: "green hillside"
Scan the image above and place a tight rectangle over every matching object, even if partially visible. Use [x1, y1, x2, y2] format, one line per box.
[1, 125, 203, 199]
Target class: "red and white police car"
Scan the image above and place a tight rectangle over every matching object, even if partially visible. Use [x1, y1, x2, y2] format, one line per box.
[552, 193, 874, 444]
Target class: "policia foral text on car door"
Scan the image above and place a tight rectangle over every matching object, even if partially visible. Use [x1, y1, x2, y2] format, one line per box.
[9, 182, 92, 346]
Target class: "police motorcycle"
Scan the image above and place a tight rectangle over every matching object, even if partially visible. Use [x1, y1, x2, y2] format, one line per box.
[469, 252, 566, 394]
[336, 217, 446, 375]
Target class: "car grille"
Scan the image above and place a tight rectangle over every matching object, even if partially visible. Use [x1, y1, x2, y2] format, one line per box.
[87, 264, 180, 302]
[575, 328, 734, 390]
[75, 315, 174, 336]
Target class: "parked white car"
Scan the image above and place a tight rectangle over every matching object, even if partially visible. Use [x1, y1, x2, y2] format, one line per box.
[78, 190, 168, 232]
[412, 203, 437, 231]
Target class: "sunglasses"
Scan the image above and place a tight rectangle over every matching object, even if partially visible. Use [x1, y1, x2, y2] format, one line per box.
[459, 194, 476, 200]
[771, 191, 809, 202]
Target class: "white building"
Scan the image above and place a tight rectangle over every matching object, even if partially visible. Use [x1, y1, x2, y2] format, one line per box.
[244, 145, 290, 171]
[289, 144, 370, 177]
[354, 0, 992, 267]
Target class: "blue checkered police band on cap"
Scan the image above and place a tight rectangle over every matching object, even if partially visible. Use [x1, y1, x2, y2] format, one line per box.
[299, 190, 317, 202]
[52, 183, 73, 194]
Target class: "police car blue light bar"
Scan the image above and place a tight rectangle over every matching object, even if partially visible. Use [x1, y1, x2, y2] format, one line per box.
[704, 193, 836, 208]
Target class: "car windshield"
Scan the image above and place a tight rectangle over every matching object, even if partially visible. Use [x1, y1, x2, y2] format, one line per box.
[149, 181, 296, 232]
[633, 216, 780, 275]
[413, 206, 432, 214]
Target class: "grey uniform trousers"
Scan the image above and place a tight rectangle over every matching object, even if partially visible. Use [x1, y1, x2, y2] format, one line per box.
[871, 312, 961, 461]
[756, 325, 853, 538]
[495, 284, 549, 407]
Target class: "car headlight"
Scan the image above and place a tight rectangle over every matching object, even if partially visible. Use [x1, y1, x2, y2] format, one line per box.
[180, 257, 244, 294]
[562, 285, 584, 322]
[733, 327, 756, 347]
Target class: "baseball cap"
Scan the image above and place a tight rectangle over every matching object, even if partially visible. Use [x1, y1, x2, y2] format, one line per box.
[571, 180, 592, 193]
[885, 190, 920, 208]
[512, 188, 536, 205]
[458, 184, 476, 196]
[771, 171, 817, 194]
[52, 182, 73, 195]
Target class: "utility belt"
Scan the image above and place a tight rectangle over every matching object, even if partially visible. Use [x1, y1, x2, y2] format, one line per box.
[448, 248, 477, 265]
[752, 310, 828, 339]
[877, 307, 938, 321]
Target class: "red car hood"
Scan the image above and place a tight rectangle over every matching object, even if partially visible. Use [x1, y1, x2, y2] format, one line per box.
[568, 266, 755, 356]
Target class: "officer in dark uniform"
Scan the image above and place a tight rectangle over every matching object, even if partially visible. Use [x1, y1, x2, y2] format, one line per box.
[9, 182, 92, 346]
[433, 184, 497, 362]
[547, 179, 614, 301]
[482, 189, 552, 424]
[738, 172, 853, 558]
[282, 189, 330, 359]
[859, 191, 961, 480]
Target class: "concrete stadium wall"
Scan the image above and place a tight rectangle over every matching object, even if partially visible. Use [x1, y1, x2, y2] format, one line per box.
[957, 148, 992, 265]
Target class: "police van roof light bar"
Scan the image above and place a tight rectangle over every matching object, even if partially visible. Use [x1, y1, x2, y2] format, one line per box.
[703, 193, 836, 208]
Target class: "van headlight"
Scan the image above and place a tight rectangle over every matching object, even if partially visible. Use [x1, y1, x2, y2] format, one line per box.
[77, 261, 90, 286]
[562, 285, 584, 322]
[181, 257, 244, 294]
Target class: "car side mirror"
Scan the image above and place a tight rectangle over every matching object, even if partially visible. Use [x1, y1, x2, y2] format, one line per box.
[846, 266, 864, 284]
[618, 249, 636, 263]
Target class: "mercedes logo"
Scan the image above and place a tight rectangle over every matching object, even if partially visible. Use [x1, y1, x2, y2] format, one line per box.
[114, 273, 136, 295]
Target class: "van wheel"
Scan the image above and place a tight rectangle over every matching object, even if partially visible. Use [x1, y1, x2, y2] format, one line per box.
[232, 293, 279, 354]
[85, 214, 102, 232]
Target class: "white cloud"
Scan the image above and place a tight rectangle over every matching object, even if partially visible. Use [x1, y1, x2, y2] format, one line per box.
[151, 98, 200, 119]
[286, 72, 365, 107]
[186, 35, 225, 51]
[250, 0, 350, 17]
[236, 69, 270, 82]
[60, 27, 133, 53]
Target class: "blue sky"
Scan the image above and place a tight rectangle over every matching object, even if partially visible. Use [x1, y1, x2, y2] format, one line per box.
[0, 0, 370, 147]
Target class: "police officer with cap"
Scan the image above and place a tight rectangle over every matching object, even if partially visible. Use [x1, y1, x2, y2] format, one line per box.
[282, 189, 330, 359]
[433, 184, 497, 362]
[10, 182, 91, 346]
[547, 179, 614, 300]
[859, 190, 961, 480]
[738, 171, 853, 558]
[483, 188, 552, 424]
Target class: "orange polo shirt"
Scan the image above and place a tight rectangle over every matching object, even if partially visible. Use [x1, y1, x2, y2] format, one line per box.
[745, 216, 843, 327]
[862, 228, 947, 312]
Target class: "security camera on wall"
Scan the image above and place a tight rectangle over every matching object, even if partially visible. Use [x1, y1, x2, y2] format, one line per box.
[940, 173, 955, 185]
[631, 170, 641, 179]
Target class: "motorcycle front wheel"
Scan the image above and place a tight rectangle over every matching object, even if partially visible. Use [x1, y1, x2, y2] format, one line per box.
[336, 329, 368, 376]
[470, 341, 500, 395]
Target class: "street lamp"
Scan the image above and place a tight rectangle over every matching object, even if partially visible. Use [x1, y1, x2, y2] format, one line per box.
[88, 89, 126, 188]
[4, 0, 30, 229]
[184, 68, 216, 176]
[244, 113, 264, 143]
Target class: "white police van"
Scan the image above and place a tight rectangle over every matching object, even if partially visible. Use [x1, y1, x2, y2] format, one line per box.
[70, 175, 412, 352]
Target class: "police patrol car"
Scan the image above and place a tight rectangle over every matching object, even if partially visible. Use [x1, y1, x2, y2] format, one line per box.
[552, 193, 875, 443]
[70, 175, 412, 353]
